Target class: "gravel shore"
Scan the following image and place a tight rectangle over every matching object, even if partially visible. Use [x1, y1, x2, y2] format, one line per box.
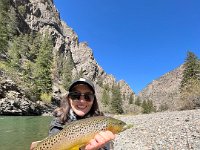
[113, 109, 200, 150]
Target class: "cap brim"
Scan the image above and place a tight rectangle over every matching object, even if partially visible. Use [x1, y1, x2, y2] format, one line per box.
[68, 81, 95, 93]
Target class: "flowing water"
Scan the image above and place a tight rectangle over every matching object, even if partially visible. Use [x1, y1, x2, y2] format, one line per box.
[0, 116, 53, 150]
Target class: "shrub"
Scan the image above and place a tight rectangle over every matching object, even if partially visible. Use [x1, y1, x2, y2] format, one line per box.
[40, 92, 52, 104]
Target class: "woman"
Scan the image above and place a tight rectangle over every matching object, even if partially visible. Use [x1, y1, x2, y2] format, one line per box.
[30, 78, 115, 150]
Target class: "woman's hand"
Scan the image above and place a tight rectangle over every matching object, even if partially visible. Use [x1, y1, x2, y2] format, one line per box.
[84, 130, 115, 150]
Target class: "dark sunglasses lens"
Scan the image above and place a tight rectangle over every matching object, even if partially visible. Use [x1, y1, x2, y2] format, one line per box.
[69, 93, 80, 100]
[84, 94, 95, 102]
[69, 92, 94, 102]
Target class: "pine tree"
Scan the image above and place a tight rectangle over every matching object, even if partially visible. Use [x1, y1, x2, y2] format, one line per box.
[141, 100, 147, 113]
[33, 33, 53, 97]
[8, 33, 39, 71]
[7, 5, 17, 38]
[147, 99, 155, 112]
[129, 93, 134, 104]
[110, 84, 123, 114]
[181, 51, 200, 88]
[6, 30, 54, 102]
[180, 51, 200, 109]
[101, 87, 110, 106]
[0, 0, 17, 54]
[19, 33, 40, 61]
[142, 99, 155, 114]
[7, 35, 22, 68]
[62, 52, 74, 89]
[0, 0, 11, 53]
[135, 97, 141, 106]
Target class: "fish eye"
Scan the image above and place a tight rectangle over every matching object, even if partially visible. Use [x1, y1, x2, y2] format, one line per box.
[119, 121, 125, 125]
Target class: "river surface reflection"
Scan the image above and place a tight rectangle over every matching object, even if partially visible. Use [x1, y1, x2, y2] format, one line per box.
[0, 116, 52, 150]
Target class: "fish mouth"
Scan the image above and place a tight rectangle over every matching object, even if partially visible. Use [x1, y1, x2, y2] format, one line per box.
[122, 124, 133, 131]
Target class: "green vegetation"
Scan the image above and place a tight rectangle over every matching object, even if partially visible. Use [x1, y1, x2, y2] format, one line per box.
[0, 1, 54, 102]
[5, 32, 53, 101]
[180, 51, 200, 110]
[0, 0, 77, 103]
[110, 84, 123, 114]
[61, 52, 74, 90]
[181, 51, 200, 88]
[0, 0, 17, 54]
[18, 5, 26, 17]
[40, 92, 52, 104]
[129, 93, 134, 104]
[135, 97, 141, 106]
[141, 99, 155, 114]
[33, 33, 53, 98]
[101, 86, 110, 106]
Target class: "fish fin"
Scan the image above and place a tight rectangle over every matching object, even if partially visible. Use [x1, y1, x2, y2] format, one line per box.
[69, 143, 86, 150]
[69, 145, 80, 150]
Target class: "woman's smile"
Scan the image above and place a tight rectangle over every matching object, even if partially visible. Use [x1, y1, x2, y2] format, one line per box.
[76, 104, 87, 109]
[69, 84, 94, 116]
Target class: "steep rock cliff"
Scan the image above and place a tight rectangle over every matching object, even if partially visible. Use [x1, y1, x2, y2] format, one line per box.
[138, 65, 184, 111]
[8, 0, 135, 113]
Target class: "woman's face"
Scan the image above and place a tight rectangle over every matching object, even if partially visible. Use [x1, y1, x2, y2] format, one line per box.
[69, 84, 94, 117]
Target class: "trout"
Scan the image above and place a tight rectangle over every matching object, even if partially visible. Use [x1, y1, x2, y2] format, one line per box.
[34, 116, 132, 150]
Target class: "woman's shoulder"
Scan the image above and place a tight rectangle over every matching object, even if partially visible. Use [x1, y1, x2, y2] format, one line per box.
[50, 117, 64, 128]
[48, 117, 65, 136]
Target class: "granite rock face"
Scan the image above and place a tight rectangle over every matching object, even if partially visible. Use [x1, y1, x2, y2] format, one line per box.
[0, 71, 51, 115]
[138, 65, 184, 111]
[21, 0, 135, 96]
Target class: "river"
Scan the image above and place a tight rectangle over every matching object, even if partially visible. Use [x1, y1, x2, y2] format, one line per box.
[0, 116, 53, 150]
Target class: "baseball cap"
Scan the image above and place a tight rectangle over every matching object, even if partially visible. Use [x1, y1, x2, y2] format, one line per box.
[68, 78, 95, 93]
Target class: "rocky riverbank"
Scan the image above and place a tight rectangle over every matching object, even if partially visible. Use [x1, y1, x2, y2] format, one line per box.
[0, 76, 54, 116]
[113, 109, 200, 150]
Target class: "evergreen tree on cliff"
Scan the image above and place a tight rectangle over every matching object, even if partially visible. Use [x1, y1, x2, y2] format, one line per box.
[62, 52, 74, 89]
[181, 51, 200, 87]
[33, 33, 53, 98]
[0, 0, 17, 54]
[129, 93, 134, 104]
[0, 0, 11, 54]
[180, 51, 200, 109]
[110, 84, 123, 114]
[101, 86, 110, 106]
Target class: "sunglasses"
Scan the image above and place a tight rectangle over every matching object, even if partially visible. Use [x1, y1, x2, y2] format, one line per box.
[68, 92, 95, 102]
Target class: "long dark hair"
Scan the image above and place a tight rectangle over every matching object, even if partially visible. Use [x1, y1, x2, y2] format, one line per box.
[53, 91, 103, 124]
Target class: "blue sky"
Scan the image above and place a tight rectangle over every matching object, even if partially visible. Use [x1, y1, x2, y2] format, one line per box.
[54, 0, 200, 94]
